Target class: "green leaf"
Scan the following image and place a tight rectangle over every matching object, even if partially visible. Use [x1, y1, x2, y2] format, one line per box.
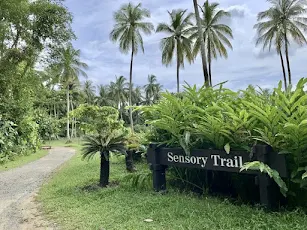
[224, 143, 230, 154]
[302, 172, 307, 180]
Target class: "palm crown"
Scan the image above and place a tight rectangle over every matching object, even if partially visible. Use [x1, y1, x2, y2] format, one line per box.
[110, 3, 154, 54]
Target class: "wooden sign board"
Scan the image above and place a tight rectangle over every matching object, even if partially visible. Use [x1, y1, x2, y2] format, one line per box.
[146, 144, 288, 209]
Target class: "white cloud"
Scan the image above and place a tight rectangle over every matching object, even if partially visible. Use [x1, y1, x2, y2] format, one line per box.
[65, 0, 307, 92]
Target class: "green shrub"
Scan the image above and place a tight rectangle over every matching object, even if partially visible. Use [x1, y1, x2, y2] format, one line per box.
[35, 109, 60, 141]
[138, 78, 307, 207]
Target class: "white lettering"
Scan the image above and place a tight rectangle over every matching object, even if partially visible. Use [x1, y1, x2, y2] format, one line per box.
[226, 158, 234, 168]
[179, 155, 185, 163]
[185, 156, 191, 164]
[234, 156, 238, 168]
[173, 155, 179, 162]
[190, 156, 196, 164]
[211, 155, 220, 166]
[200, 157, 208, 168]
[168, 152, 174, 162]
[220, 158, 227, 167]
[239, 156, 243, 167]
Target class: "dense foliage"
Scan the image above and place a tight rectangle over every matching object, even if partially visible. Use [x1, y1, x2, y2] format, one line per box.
[0, 0, 74, 163]
[139, 78, 307, 206]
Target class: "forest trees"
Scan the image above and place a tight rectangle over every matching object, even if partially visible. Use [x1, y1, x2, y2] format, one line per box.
[52, 44, 88, 140]
[0, 0, 75, 162]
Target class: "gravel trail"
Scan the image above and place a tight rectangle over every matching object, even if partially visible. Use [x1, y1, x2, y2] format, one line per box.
[0, 147, 75, 230]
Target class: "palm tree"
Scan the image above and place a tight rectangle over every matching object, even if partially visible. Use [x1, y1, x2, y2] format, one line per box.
[255, 0, 307, 86]
[96, 85, 112, 106]
[110, 2, 154, 132]
[83, 80, 96, 104]
[144, 75, 162, 104]
[193, 0, 210, 85]
[131, 85, 143, 106]
[190, 1, 233, 86]
[156, 9, 194, 93]
[82, 131, 127, 187]
[53, 44, 88, 140]
[254, 15, 287, 90]
[109, 76, 129, 119]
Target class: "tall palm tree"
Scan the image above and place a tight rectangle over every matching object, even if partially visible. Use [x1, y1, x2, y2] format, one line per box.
[83, 80, 96, 104]
[193, 0, 210, 85]
[254, 14, 288, 90]
[190, 1, 233, 86]
[110, 2, 154, 132]
[156, 9, 194, 93]
[109, 76, 129, 119]
[144, 74, 162, 104]
[255, 0, 307, 86]
[53, 44, 88, 140]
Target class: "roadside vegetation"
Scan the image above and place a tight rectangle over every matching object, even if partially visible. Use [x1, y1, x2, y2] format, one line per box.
[38, 144, 307, 230]
[1, 0, 307, 229]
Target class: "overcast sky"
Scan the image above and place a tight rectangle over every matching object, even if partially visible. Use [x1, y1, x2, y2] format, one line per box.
[64, 0, 307, 91]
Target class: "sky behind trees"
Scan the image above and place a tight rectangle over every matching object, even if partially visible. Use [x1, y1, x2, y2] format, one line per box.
[65, 0, 307, 91]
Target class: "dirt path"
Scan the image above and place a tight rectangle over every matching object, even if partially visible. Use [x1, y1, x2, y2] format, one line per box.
[0, 147, 75, 230]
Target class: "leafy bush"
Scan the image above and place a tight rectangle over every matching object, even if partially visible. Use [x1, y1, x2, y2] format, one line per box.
[138, 78, 307, 206]
[0, 117, 18, 163]
[35, 109, 60, 141]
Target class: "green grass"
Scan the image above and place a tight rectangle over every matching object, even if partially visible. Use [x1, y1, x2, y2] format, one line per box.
[38, 142, 307, 230]
[0, 149, 49, 172]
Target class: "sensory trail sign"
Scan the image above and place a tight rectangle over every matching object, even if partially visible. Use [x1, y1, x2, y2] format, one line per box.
[147, 144, 287, 208]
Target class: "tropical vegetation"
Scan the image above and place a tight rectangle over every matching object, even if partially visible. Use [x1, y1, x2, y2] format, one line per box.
[1, 2, 307, 229]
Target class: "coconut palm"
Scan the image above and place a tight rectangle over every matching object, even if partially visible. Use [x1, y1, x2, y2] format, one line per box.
[192, 0, 210, 84]
[131, 85, 143, 106]
[53, 44, 88, 140]
[109, 76, 129, 119]
[82, 130, 127, 187]
[96, 85, 112, 106]
[190, 1, 233, 86]
[254, 15, 288, 90]
[83, 80, 96, 104]
[144, 75, 162, 105]
[110, 2, 154, 132]
[156, 10, 194, 93]
[255, 0, 307, 86]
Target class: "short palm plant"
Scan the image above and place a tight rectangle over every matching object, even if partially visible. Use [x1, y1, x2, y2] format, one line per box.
[82, 130, 127, 187]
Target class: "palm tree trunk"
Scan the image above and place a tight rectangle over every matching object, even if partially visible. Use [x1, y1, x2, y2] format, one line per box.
[129, 42, 134, 133]
[278, 49, 287, 90]
[193, 0, 209, 85]
[125, 150, 136, 172]
[176, 45, 180, 93]
[71, 100, 75, 138]
[100, 152, 110, 187]
[66, 85, 70, 140]
[208, 40, 212, 86]
[284, 34, 292, 85]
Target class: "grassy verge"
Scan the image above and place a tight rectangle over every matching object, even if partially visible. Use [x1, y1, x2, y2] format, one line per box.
[0, 149, 49, 172]
[38, 142, 307, 230]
